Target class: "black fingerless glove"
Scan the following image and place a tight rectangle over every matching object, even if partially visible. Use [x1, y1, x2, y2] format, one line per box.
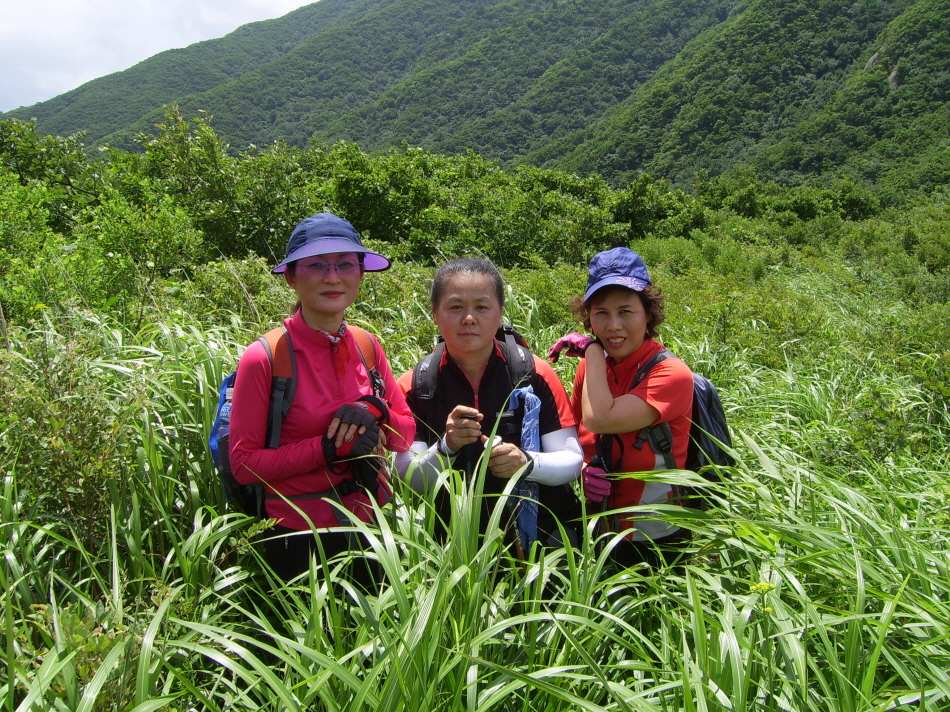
[332, 395, 389, 429]
[322, 422, 381, 473]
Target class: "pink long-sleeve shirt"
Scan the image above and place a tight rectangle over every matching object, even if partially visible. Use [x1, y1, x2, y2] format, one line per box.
[228, 310, 415, 530]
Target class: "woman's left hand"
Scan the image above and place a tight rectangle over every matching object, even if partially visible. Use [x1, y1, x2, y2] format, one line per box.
[484, 438, 528, 479]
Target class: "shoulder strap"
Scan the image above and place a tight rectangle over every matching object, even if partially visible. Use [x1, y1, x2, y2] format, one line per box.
[258, 326, 296, 449]
[348, 324, 377, 370]
[630, 348, 675, 390]
[498, 336, 535, 390]
[348, 324, 386, 398]
[412, 342, 445, 444]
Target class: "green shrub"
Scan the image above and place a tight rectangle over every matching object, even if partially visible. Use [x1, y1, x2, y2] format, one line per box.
[0, 172, 60, 323]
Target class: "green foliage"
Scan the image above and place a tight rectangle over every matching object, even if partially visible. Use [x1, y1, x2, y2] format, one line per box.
[0, 172, 59, 323]
[2, 263, 950, 707]
[138, 106, 238, 257]
[0, 118, 100, 232]
[614, 173, 709, 240]
[5, 0, 947, 201]
[3, 115, 950, 340]
[0, 315, 148, 552]
[70, 191, 205, 325]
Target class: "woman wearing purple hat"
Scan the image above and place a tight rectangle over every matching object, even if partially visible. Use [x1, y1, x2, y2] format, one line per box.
[228, 213, 416, 582]
[549, 247, 694, 569]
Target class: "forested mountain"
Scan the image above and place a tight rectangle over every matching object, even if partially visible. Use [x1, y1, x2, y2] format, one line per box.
[545, 0, 950, 196]
[0, 0, 367, 144]
[4, 0, 949, 195]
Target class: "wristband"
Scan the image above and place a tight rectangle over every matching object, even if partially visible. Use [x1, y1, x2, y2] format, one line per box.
[520, 450, 535, 479]
[356, 394, 389, 423]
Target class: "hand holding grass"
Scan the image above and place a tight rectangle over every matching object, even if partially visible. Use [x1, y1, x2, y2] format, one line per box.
[443, 405, 483, 453]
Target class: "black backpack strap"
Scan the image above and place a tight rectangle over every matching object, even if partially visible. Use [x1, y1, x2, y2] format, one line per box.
[499, 338, 535, 391]
[630, 348, 677, 470]
[642, 422, 676, 470]
[223, 326, 295, 518]
[411, 342, 445, 445]
[258, 326, 296, 449]
[630, 349, 675, 389]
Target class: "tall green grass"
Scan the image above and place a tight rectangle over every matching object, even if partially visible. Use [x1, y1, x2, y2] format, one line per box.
[1, 263, 949, 710]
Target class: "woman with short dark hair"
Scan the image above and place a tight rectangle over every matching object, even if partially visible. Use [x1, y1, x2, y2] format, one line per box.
[395, 258, 583, 553]
[549, 247, 694, 569]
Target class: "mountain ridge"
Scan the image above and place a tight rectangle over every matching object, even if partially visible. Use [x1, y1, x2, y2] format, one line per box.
[4, 0, 948, 198]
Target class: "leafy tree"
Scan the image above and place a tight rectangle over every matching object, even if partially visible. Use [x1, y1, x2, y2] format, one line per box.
[138, 107, 238, 257]
[0, 119, 100, 233]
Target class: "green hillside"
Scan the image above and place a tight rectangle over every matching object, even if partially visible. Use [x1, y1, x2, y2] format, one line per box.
[320, 0, 736, 159]
[753, 0, 950, 199]
[0, 0, 745, 156]
[3, 0, 949, 197]
[540, 0, 919, 182]
[96, 0, 532, 151]
[0, 0, 367, 143]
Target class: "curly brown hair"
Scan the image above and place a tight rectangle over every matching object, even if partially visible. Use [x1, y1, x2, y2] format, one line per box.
[569, 284, 666, 339]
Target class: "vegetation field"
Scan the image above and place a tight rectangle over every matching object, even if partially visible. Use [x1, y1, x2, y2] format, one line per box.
[1, 114, 949, 710]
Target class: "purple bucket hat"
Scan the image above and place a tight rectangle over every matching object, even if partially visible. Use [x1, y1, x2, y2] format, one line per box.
[272, 212, 391, 273]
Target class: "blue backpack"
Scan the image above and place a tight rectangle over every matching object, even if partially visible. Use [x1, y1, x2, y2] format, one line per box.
[597, 349, 734, 508]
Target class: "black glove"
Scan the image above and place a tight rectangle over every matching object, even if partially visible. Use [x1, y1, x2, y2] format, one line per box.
[332, 395, 389, 429]
[322, 422, 381, 473]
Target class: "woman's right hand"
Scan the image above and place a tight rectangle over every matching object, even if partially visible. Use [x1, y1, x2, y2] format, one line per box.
[444, 406, 483, 453]
[548, 333, 597, 362]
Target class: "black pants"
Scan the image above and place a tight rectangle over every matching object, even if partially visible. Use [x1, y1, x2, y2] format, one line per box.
[608, 527, 692, 572]
[263, 525, 379, 590]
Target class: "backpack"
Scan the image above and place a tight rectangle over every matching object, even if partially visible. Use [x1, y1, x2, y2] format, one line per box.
[208, 324, 386, 517]
[411, 324, 582, 541]
[597, 349, 734, 509]
[411, 324, 534, 445]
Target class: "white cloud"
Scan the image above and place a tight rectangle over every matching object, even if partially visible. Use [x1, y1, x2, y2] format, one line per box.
[0, 0, 317, 112]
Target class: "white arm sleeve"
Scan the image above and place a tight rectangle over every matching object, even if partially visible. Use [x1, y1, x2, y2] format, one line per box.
[524, 427, 583, 486]
[394, 440, 454, 493]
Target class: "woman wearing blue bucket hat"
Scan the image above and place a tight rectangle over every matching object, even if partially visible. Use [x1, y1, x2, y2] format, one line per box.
[227, 213, 416, 582]
[549, 247, 694, 570]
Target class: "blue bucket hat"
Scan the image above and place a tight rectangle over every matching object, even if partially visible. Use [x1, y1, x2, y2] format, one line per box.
[583, 247, 651, 302]
[271, 212, 391, 273]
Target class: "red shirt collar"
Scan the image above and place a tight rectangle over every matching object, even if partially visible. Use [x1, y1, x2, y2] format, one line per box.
[439, 338, 505, 368]
[606, 338, 664, 381]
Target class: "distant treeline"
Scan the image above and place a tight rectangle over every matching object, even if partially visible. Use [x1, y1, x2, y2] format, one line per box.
[1, 109, 948, 327]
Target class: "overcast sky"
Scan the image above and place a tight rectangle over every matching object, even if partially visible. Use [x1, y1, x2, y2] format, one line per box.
[0, 0, 318, 113]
